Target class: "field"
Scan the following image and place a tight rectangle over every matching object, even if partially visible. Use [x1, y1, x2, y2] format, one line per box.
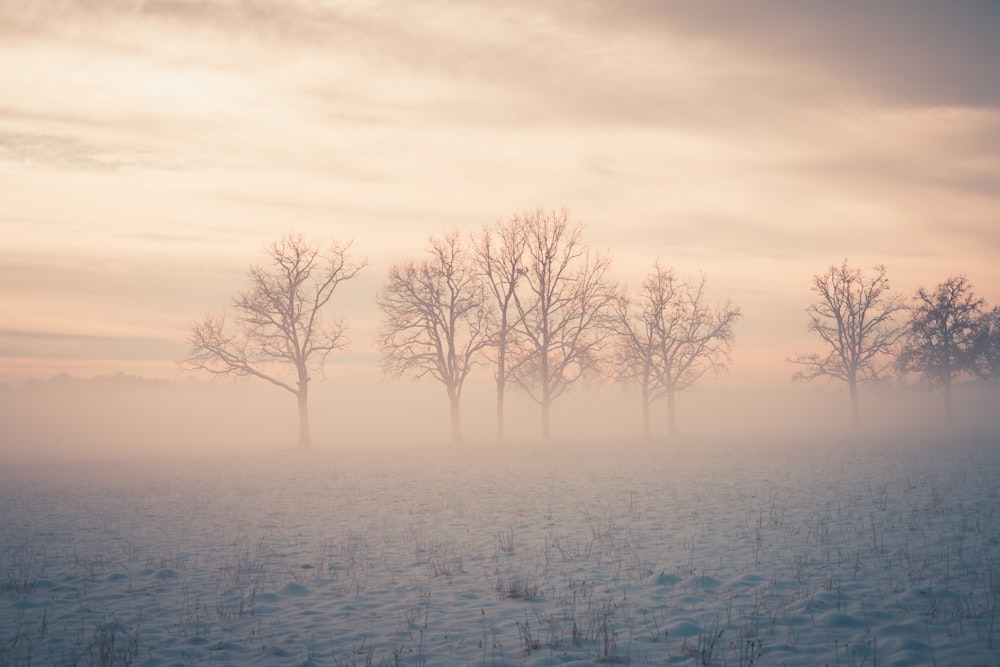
[2, 434, 999, 666]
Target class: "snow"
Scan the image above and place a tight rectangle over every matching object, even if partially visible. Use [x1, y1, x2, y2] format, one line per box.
[2, 435, 999, 666]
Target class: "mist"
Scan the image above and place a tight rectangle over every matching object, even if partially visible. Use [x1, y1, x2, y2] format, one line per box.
[2, 370, 998, 464]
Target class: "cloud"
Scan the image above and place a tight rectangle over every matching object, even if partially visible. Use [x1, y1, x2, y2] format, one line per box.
[8, 1, 999, 143]
[0, 249, 242, 343]
[0, 1, 837, 138]
[0, 132, 137, 171]
[561, 0, 1000, 109]
[0, 329, 184, 361]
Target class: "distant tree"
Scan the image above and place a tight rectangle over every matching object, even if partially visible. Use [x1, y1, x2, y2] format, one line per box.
[613, 263, 741, 438]
[896, 276, 989, 426]
[377, 232, 490, 444]
[473, 215, 528, 442]
[183, 234, 365, 449]
[789, 260, 905, 429]
[512, 209, 618, 441]
[979, 307, 1000, 380]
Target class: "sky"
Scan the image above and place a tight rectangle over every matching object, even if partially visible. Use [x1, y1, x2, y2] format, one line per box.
[2, 1, 1000, 402]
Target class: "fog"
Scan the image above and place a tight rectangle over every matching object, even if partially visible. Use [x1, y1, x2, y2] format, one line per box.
[2, 370, 999, 464]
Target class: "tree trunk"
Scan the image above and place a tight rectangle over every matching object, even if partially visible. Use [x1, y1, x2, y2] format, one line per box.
[848, 377, 860, 430]
[541, 396, 552, 442]
[641, 375, 651, 440]
[540, 341, 551, 441]
[449, 392, 463, 445]
[943, 377, 954, 428]
[496, 384, 505, 442]
[297, 389, 312, 450]
[497, 328, 507, 442]
[666, 388, 677, 437]
[496, 335, 506, 442]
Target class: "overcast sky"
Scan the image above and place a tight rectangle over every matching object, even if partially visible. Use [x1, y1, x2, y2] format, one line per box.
[2, 0, 999, 388]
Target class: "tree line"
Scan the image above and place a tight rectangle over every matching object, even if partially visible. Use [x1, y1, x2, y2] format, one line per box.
[789, 261, 1000, 429]
[182, 212, 1000, 449]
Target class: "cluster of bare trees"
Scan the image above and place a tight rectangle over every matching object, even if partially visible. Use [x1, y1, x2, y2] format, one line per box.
[612, 264, 741, 439]
[378, 209, 741, 444]
[182, 213, 742, 448]
[791, 260, 1000, 428]
[181, 233, 999, 449]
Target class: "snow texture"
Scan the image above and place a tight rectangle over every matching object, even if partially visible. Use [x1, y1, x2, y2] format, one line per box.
[2, 435, 999, 666]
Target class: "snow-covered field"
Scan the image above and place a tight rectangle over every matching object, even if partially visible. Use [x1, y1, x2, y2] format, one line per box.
[2, 435, 999, 666]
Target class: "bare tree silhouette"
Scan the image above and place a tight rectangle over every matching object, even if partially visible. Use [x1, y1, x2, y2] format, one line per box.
[377, 232, 490, 444]
[183, 234, 365, 449]
[613, 263, 741, 438]
[789, 260, 904, 429]
[980, 307, 1000, 380]
[611, 272, 663, 441]
[473, 215, 528, 442]
[896, 276, 989, 426]
[512, 209, 618, 441]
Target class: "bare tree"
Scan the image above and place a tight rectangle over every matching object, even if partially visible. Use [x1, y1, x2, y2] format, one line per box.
[789, 260, 905, 429]
[472, 215, 528, 442]
[512, 209, 618, 441]
[980, 306, 1000, 380]
[183, 234, 365, 449]
[613, 264, 740, 438]
[896, 276, 989, 426]
[377, 232, 490, 444]
[611, 278, 664, 441]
